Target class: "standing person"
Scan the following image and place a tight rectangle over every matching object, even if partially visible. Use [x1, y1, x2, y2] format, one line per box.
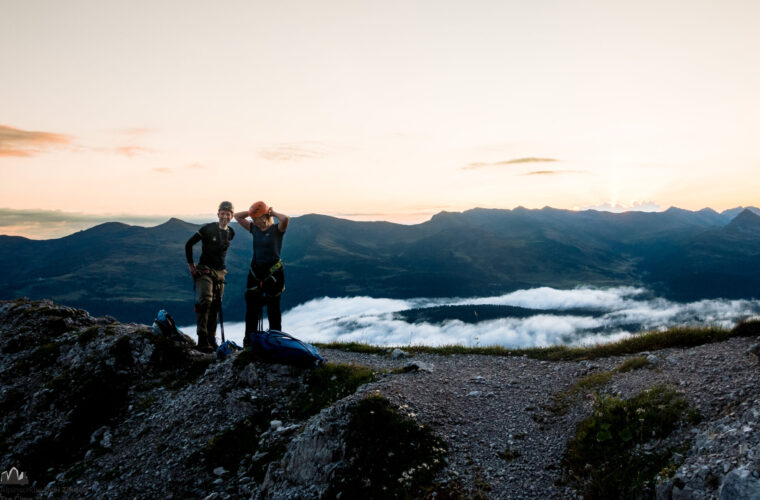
[185, 201, 235, 353]
[233, 202, 289, 342]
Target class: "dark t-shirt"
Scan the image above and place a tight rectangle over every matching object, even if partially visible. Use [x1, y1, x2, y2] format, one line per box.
[185, 223, 235, 270]
[249, 224, 284, 264]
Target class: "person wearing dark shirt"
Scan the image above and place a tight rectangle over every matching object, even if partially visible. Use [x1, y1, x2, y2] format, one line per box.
[233, 204, 289, 342]
[185, 201, 235, 352]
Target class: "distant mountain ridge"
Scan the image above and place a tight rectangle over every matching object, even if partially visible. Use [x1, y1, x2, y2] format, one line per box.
[2, 206, 759, 324]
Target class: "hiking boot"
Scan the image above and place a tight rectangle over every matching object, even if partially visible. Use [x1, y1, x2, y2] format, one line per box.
[195, 329, 214, 353]
[195, 336, 213, 353]
[196, 345, 214, 354]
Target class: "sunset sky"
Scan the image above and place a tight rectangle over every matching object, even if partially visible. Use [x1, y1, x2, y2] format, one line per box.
[2, 0, 759, 238]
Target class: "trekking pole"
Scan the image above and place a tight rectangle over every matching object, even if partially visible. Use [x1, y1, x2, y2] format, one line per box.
[217, 280, 225, 343]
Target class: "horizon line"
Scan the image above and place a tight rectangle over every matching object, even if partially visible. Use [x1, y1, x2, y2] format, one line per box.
[2, 204, 758, 241]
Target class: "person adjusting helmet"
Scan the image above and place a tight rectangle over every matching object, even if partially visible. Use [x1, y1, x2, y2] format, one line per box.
[185, 201, 235, 353]
[248, 201, 268, 218]
[233, 202, 289, 345]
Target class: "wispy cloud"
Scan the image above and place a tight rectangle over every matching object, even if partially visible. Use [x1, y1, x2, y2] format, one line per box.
[462, 157, 559, 170]
[153, 167, 173, 174]
[259, 142, 331, 161]
[524, 170, 585, 176]
[0, 124, 71, 157]
[0, 208, 175, 239]
[211, 287, 760, 349]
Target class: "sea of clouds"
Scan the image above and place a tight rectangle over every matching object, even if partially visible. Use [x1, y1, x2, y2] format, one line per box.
[196, 286, 760, 349]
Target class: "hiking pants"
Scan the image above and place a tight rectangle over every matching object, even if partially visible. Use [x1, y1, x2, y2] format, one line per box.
[245, 262, 284, 334]
[245, 293, 282, 334]
[195, 266, 226, 348]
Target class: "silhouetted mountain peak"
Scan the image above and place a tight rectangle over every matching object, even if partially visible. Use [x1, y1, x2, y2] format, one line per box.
[721, 206, 760, 220]
[664, 206, 689, 215]
[429, 210, 460, 221]
[697, 207, 719, 216]
[725, 208, 760, 233]
[154, 218, 199, 231]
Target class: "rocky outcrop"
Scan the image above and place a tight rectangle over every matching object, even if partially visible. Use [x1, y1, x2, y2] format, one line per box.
[2, 298, 760, 499]
[0, 299, 439, 499]
[258, 400, 351, 499]
[656, 395, 760, 499]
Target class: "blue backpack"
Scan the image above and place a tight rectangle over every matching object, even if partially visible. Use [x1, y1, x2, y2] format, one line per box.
[248, 330, 325, 368]
[216, 340, 243, 359]
[152, 309, 190, 344]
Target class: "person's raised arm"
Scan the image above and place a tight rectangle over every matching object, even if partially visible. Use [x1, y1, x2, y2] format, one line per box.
[233, 210, 251, 232]
[270, 207, 289, 232]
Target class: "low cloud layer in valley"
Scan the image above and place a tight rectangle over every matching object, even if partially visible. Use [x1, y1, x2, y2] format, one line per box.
[206, 287, 760, 349]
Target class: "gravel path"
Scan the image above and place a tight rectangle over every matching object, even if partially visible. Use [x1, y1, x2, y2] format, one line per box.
[320, 336, 760, 499]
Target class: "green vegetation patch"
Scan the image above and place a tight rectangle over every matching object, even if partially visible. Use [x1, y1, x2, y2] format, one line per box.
[316, 341, 389, 355]
[550, 356, 650, 415]
[729, 318, 760, 338]
[319, 323, 752, 361]
[616, 355, 650, 373]
[565, 385, 700, 499]
[326, 395, 447, 499]
[290, 363, 377, 420]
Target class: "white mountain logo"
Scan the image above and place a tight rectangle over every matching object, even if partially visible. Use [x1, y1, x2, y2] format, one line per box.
[0, 467, 29, 485]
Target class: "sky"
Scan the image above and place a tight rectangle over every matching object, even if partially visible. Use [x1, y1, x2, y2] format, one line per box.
[199, 286, 760, 348]
[2, 0, 760, 239]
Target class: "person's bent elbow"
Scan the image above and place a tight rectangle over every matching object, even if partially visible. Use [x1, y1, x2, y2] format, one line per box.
[278, 214, 289, 232]
[233, 210, 251, 231]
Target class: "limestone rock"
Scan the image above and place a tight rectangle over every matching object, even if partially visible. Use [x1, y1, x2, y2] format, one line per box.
[719, 467, 760, 500]
[391, 348, 409, 359]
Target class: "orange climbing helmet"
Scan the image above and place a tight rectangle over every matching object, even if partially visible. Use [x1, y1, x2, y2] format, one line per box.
[249, 201, 268, 218]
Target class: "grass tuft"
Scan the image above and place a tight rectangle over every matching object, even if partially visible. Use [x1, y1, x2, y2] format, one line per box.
[318, 341, 389, 355]
[319, 324, 738, 361]
[326, 395, 447, 499]
[616, 355, 650, 373]
[565, 385, 700, 499]
[290, 363, 377, 419]
[550, 355, 652, 415]
[729, 318, 760, 338]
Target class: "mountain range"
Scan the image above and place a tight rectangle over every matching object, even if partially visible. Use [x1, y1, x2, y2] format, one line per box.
[2, 206, 760, 325]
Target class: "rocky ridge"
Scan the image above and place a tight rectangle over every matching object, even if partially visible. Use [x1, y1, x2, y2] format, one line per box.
[1, 298, 759, 499]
